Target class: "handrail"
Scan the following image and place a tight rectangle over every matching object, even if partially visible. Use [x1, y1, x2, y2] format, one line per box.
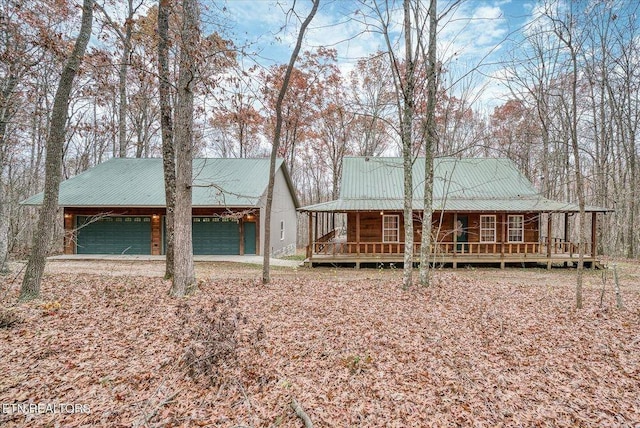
[311, 241, 593, 257]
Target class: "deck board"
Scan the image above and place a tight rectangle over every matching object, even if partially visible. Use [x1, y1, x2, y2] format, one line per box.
[306, 252, 602, 268]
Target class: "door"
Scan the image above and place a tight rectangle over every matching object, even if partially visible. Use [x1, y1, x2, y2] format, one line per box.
[76, 216, 152, 255]
[455, 215, 468, 252]
[244, 222, 256, 254]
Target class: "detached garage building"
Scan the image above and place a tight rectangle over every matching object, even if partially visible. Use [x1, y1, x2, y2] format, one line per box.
[22, 158, 299, 257]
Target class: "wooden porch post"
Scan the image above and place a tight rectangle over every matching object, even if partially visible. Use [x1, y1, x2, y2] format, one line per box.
[355, 212, 361, 269]
[307, 212, 313, 261]
[452, 213, 457, 269]
[564, 212, 569, 267]
[314, 212, 318, 252]
[500, 213, 506, 269]
[547, 213, 552, 270]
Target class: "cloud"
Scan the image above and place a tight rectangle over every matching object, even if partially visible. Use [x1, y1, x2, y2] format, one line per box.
[218, 0, 519, 109]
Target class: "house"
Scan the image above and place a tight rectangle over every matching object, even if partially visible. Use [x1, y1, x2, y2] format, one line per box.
[299, 157, 611, 268]
[21, 158, 299, 256]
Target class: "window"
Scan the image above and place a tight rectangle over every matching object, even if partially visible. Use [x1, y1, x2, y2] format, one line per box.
[280, 220, 285, 241]
[382, 215, 399, 243]
[508, 215, 524, 243]
[480, 215, 496, 243]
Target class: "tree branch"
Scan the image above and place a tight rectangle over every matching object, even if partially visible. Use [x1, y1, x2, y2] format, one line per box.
[290, 398, 313, 428]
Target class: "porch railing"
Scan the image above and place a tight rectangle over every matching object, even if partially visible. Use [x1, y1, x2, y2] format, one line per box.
[310, 239, 593, 258]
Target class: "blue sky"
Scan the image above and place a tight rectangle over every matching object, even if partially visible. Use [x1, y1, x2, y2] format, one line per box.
[214, 0, 542, 109]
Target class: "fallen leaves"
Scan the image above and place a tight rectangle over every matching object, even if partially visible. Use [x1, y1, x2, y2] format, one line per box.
[0, 265, 639, 427]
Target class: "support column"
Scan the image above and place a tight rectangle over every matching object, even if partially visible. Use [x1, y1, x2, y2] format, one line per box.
[63, 212, 75, 255]
[255, 212, 261, 256]
[150, 214, 161, 255]
[307, 212, 313, 260]
[239, 219, 245, 256]
[314, 212, 318, 252]
[547, 213, 552, 270]
[564, 212, 569, 267]
[356, 212, 361, 269]
[500, 213, 506, 269]
[452, 213, 457, 269]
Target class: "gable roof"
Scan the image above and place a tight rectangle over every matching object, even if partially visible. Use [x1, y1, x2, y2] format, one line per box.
[22, 158, 300, 208]
[300, 157, 610, 213]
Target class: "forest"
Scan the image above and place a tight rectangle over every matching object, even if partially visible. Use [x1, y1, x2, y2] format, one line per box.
[2, 1, 640, 426]
[1, 0, 639, 265]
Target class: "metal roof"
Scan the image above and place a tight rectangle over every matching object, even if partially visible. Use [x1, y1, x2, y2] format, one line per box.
[300, 157, 611, 213]
[21, 158, 300, 208]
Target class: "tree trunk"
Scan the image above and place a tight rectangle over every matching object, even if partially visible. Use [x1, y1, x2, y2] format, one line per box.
[158, 0, 175, 280]
[0, 69, 20, 274]
[0, 200, 8, 273]
[419, 0, 437, 286]
[169, 0, 199, 297]
[552, 9, 585, 308]
[117, 0, 134, 158]
[625, 102, 637, 259]
[401, 0, 415, 289]
[262, 0, 319, 284]
[20, 0, 94, 300]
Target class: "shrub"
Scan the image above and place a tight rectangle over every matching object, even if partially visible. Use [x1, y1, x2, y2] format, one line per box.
[0, 308, 22, 329]
[176, 297, 246, 386]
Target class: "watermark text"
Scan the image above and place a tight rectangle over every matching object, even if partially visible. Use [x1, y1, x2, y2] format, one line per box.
[2, 402, 90, 415]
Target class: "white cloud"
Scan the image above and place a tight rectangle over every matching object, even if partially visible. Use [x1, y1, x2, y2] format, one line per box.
[218, 0, 521, 110]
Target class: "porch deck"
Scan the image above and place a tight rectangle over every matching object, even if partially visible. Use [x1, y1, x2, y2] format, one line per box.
[305, 240, 603, 269]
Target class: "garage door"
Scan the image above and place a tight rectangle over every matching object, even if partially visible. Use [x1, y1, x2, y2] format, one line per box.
[192, 217, 240, 255]
[76, 216, 152, 255]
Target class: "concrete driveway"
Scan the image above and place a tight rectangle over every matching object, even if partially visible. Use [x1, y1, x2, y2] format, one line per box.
[47, 254, 302, 268]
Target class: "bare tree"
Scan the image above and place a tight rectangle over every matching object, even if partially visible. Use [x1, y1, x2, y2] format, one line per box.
[262, 0, 319, 284]
[545, 2, 587, 308]
[348, 53, 395, 157]
[418, 0, 437, 286]
[399, 0, 416, 289]
[606, 10, 640, 259]
[371, 0, 419, 288]
[169, 0, 199, 297]
[96, 0, 144, 158]
[158, 0, 175, 280]
[20, 0, 94, 300]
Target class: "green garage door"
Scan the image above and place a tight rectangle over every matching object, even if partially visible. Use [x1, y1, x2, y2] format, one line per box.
[76, 216, 152, 255]
[192, 217, 240, 255]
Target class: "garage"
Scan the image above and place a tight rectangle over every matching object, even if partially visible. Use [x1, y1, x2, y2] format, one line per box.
[191, 217, 240, 255]
[22, 158, 300, 257]
[76, 216, 152, 255]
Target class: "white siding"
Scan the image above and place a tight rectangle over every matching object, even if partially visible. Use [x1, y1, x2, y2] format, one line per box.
[258, 166, 297, 256]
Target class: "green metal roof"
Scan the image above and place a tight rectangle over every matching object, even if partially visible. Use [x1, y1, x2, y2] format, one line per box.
[22, 158, 300, 208]
[300, 157, 611, 213]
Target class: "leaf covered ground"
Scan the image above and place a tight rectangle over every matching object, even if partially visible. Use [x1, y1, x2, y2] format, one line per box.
[1, 262, 639, 427]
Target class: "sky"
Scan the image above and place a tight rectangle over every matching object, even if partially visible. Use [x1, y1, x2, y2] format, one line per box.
[212, 0, 541, 111]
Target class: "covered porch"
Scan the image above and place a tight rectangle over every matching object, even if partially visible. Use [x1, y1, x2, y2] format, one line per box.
[301, 208, 607, 269]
